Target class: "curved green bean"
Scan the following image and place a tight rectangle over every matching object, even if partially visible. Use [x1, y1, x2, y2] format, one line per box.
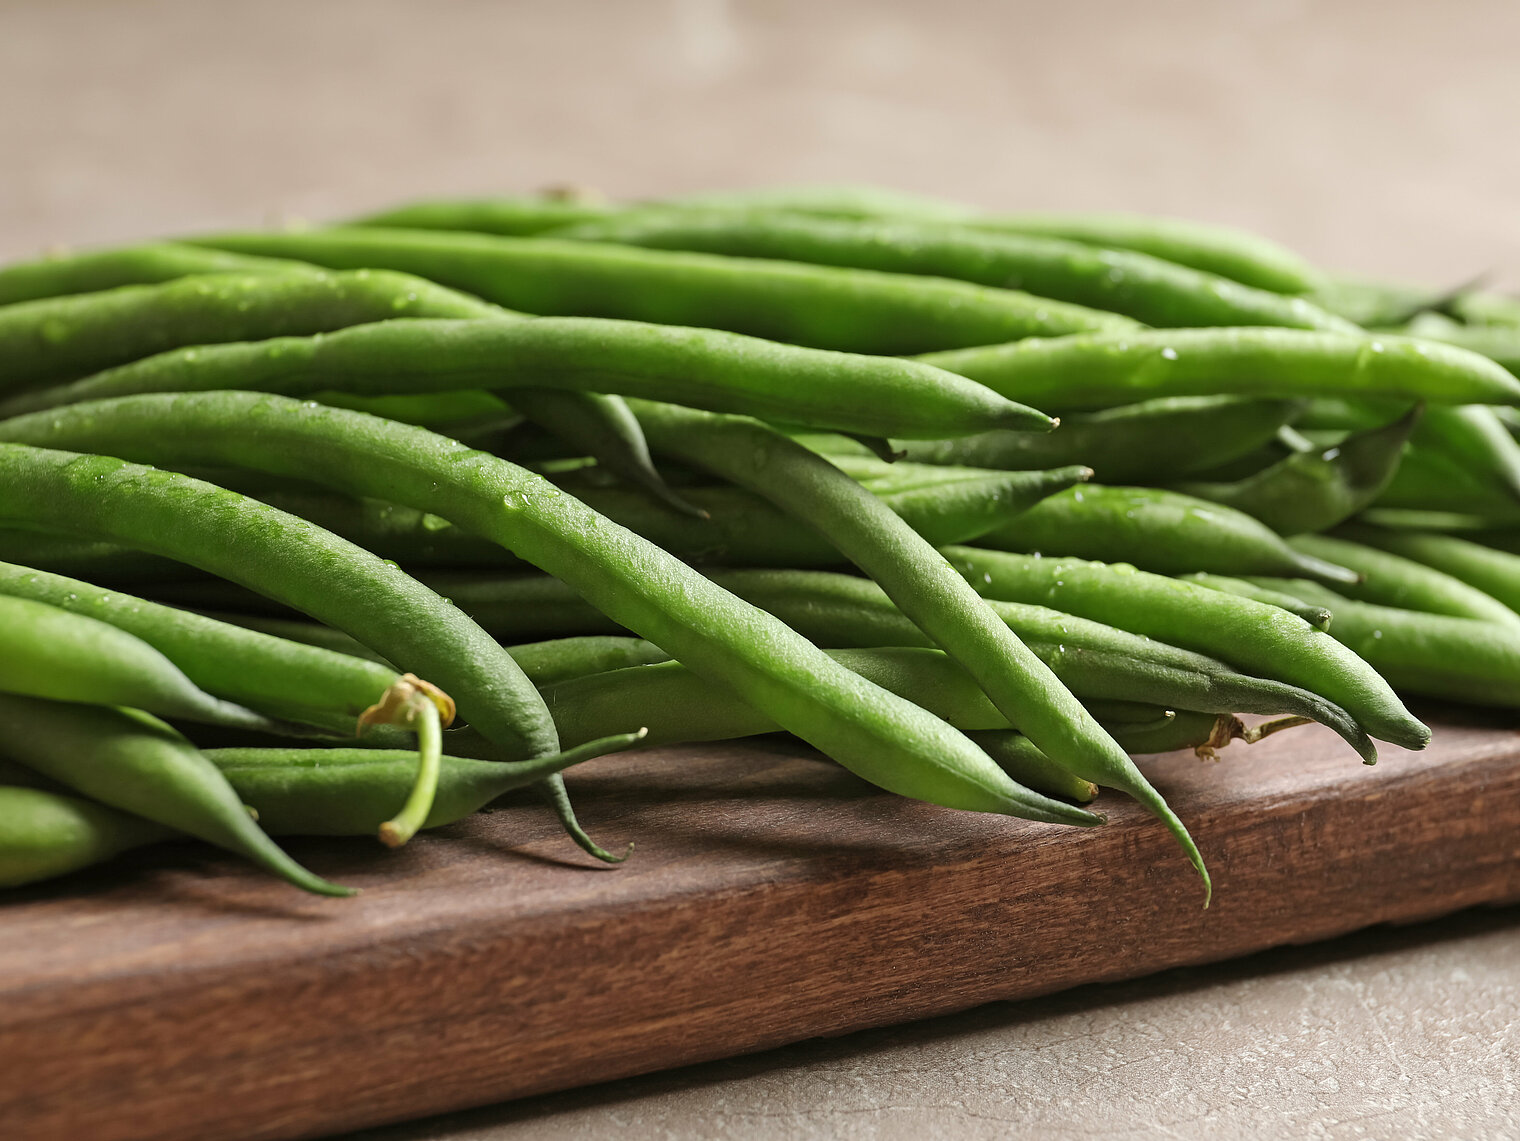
[0, 394, 1069, 821]
[551, 210, 1350, 330]
[1177, 574, 1334, 631]
[0, 242, 318, 307]
[1332, 524, 1520, 617]
[0, 694, 349, 895]
[0, 785, 172, 888]
[1174, 405, 1420, 535]
[186, 226, 1136, 353]
[939, 545, 1427, 751]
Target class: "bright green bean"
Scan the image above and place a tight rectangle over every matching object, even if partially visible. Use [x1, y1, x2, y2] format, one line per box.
[0, 242, 319, 307]
[0, 785, 172, 888]
[1332, 524, 1520, 617]
[1177, 573, 1334, 631]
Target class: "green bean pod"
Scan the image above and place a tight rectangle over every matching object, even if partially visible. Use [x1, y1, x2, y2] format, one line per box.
[0, 450, 558, 762]
[939, 545, 1427, 751]
[551, 210, 1350, 331]
[1248, 579, 1520, 709]
[0, 269, 531, 390]
[352, 194, 620, 236]
[411, 569, 1374, 763]
[1332, 524, 1520, 617]
[0, 594, 294, 732]
[0, 561, 402, 732]
[626, 399, 1207, 894]
[919, 329, 1520, 410]
[0, 394, 1070, 822]
[1374, 441, 1520, 523]
[972, 484, 1359, 582]
[187, 226, 1135, 354]
[0, 316, 1052, 438]
[0, 695, 349, 895]
[1288, 532, 1520, 628]
[0, 242, 319, 307]
[880, 396, 1307, 484]
[205, 733, 645, 838]
[640, 187, 1323, 293]
[1174, 404, 1421, 535]
[0, 785, 173, 888]
[1177, 574, 1334, 631]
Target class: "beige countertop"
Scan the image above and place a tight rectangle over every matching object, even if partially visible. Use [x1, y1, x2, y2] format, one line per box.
[4, 2, 1518, 1137]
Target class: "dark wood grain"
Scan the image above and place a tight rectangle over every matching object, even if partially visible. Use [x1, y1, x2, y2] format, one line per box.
[3, 717, 1519, 1141]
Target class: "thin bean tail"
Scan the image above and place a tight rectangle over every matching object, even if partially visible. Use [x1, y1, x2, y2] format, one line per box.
[539, 770, 635, 864]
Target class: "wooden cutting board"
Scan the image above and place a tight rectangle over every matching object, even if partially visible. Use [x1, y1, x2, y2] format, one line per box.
[4, 713, 1520, 1141]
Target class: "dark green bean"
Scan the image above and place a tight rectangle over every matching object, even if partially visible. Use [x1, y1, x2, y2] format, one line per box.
[0, 694, 349, 895]
[1374, 440, 1520, 523]
[1332, 524, 1520, 616]
[0, 269, 530, 390]
[0, 394, 1069, 821]
[1174, 405, 1421, 535]
[939, 545, 1427, 751]
[186, 227, 1135, 353]
[920, 329, 1520, 409]
[626, 399, 1208, 895]
[0, 316, 1052, 439]
[551, 210, 1351, 331]
[871, 396, 1306, 484]
[0, 785, 172, 888]
[1288, 532, 1520, 628]
[973, 484, 1360, 582]
[0, 242, 318, 307]
[641, 188, 1323, 293]
[0, 594, 290, 732]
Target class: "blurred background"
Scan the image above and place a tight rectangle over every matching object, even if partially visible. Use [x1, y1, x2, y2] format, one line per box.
[5, 0, 1519, 288]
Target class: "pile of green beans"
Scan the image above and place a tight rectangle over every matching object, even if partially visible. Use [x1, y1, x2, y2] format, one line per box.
[5, 182, 1519, 907]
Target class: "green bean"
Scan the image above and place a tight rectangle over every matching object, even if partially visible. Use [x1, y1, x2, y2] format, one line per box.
[1174, 405, 1421, 535]
[940, 545, 1427, 751]
[0, 694, 349, 895]
[507, 636, 671, 684]
[0, 269, 531, 390]
[551, 210, 1351, 331]
[0, 242, 319, 307]
[920, 329, 1520, 409]
[1095, 710, 1242, 757]
[1374, 441, 1520, 523]
[244, 464, 1088, 570]
[641, 188, 1322, 293]
[1399, 313, 1520, 374]
[0, 447, 558, 854]
[1177, 573, 1334, 630]
[0, 317, 1051, 439]
[0, 529, 186, 582]
[1449, 291, 1520, 329]
[0, 785, 172, 888]
[1288, 532, 1520, 628]
[1299, 396, 1520, 504]
[0, 594, 294, 731]
[1248, 578, 1520, 709]
[868, 396, 1306, 484]
[953, 735, 1096, 803]
[186, 227, 1135, 353]
[0, 394, 1069, 822]
[1332, 524, 1520, 616]
[626, 399, 1207, 894]
[0, 561, 403, 732]
[206, 733, 644, 838]
[1309, 275, 1450, 328]
[973, 484, 1359, 582]
[351, 194, 619, 236]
